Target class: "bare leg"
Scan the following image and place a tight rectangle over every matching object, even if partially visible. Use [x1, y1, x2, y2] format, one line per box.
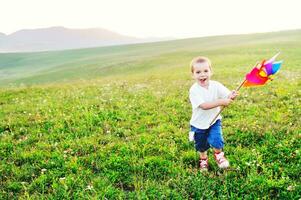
[213, 148, 221, 153]
[200, 151, 208, 159]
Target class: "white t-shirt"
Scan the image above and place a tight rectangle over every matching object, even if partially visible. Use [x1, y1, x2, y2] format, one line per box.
[189, 80, 231, 129]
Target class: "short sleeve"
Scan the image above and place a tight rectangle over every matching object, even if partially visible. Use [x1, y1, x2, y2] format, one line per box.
[189, 89, 205, 109]
[217, 82, 231, 99]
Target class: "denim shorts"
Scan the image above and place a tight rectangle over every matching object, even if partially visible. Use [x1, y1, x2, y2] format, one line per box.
[190, 120, 224, 152]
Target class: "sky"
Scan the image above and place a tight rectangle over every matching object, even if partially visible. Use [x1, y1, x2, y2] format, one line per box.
[1, 0, 301, 39]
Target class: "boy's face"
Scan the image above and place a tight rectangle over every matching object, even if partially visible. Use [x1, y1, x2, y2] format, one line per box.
[192, 62, 212, 87]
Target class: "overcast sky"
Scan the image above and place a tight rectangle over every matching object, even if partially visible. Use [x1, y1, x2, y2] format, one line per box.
[1, 0, 301, 38]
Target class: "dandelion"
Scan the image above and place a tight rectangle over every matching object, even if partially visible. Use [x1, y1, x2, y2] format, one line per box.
[59, 177, 66, 184]
[287, 185, 295, 191]
[86, 185, 93, 190]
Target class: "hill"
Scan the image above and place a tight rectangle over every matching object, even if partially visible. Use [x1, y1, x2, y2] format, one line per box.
[0, 29, 300, 198]
[0, 26, 170, 53]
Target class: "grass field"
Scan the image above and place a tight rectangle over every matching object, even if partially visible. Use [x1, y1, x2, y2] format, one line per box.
[0, 30, 300, 199]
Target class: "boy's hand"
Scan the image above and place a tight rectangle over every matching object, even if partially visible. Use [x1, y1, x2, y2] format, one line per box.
[229, 90, 239, 100]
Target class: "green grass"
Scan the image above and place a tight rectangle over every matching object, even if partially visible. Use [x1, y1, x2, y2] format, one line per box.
[0, 30, 300, 199]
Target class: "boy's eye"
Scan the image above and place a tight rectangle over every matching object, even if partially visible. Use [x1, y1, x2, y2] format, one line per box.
[204, 70, 208, 72]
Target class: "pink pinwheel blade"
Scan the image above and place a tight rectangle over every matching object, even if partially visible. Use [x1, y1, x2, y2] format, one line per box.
[245, 67, 269, 85]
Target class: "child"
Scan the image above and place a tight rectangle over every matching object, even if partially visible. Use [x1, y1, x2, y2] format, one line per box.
[189, 56, 238, 171]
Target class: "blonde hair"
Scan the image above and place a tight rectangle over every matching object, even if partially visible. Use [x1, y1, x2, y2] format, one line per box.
[190, 56, 212, 73]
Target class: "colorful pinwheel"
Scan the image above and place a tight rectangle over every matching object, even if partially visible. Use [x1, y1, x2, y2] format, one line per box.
[243, 52, 283, 87]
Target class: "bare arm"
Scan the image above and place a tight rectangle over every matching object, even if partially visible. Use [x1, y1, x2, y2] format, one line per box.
[199, 99, 233, 110]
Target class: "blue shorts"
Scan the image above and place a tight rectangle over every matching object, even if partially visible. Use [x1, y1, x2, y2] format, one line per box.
[190, 120, 224, 152]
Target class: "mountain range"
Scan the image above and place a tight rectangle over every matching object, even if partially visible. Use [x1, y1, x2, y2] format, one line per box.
[0, 26, 172, 53]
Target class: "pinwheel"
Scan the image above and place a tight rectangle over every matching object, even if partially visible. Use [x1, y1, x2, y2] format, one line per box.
[210, 53, 283, 125]
[243, 52, 282, 87]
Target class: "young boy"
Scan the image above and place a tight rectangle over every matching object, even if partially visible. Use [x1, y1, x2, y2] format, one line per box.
[189, 56, 238, 171]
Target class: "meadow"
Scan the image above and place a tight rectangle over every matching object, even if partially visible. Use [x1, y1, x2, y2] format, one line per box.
[0, 30, 300, 199]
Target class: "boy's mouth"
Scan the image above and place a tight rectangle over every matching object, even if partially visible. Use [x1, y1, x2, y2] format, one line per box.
[199, 78, 207, 84]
